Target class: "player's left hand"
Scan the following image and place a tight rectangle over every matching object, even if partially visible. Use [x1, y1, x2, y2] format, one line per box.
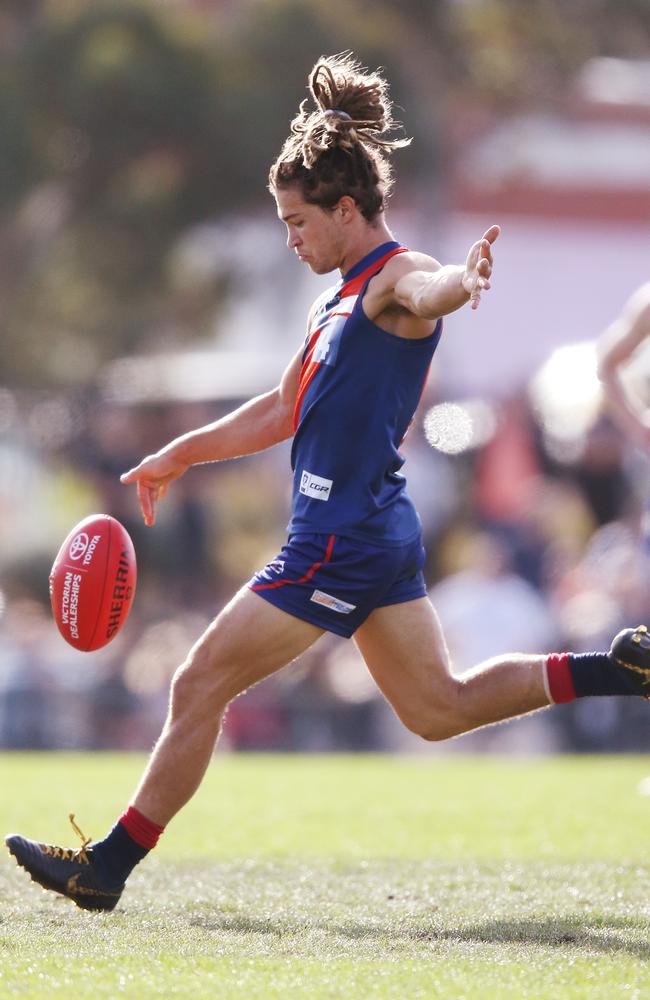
[462, 224, 500, 310]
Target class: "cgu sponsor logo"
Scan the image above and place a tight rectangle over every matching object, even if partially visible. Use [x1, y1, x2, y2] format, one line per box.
[310, 589, 356, 614]
[105, 550, 133, 640]
[299, 470, 333, 501]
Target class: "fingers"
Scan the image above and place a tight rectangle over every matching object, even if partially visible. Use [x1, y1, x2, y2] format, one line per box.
[482, 223, 501, 245]
[119, 466, 140, 485]
[477, 225, 499, 272]
[137, 479, 157, 528]
[479, 241, 494, 270]
[468, 248, 493, 310]
[469, 259, 493, 309]
[466, 227, 497, 278]
[121, 460, 163, 527]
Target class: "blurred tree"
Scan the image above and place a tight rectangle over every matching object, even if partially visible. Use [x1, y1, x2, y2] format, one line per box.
[0, 0, 436, 388]
[0, 0, 648, 389]
[1, 4, 230, 385]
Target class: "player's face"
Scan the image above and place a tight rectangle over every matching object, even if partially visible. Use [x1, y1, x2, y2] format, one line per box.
[274, 186, 345, 275]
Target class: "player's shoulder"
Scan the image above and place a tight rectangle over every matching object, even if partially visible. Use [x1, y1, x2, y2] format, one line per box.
[381, 248, 441, 283]
[364, 248, 442, 322]
[370, 249, 440, 303]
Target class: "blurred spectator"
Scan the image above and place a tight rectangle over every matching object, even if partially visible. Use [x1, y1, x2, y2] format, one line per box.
[598, 284, 650, 452]
[2, 0, 650, 754]
[430, 529, 560, 671]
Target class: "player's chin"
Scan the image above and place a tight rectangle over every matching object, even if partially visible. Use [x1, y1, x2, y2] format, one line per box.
[307, 259, 336, 275]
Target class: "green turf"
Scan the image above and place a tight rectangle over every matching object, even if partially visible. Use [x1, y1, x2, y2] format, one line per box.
[1, 753, 650, 998]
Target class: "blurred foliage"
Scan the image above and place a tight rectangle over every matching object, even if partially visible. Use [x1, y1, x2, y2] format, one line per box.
[0, 0, 648, 387]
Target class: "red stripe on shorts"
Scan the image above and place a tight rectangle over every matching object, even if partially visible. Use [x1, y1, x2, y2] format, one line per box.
[250, 535, 335, 591]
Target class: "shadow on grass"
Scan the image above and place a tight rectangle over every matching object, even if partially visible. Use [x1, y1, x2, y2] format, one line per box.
[436, 916, 650, 960]
[189, 912, 650, 960]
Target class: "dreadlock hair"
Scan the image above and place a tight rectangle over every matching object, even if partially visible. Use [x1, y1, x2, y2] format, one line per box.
[268, 52, 410, 222]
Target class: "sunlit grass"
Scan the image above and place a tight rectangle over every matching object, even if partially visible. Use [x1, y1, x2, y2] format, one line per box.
[1, 753, 650, 998]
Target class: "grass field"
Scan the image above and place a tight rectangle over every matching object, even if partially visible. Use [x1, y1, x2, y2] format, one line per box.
[1, 753, 650, 999]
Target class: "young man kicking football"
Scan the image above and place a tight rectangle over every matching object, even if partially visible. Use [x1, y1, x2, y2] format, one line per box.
[6, 53, 650, 911]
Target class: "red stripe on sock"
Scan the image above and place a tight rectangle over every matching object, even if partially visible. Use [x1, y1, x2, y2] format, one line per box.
[119, 805, 165, 850]
[546, 652, 577, 704]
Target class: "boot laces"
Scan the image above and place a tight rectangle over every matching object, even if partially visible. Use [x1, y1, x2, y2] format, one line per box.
[41, 813, 92, 865]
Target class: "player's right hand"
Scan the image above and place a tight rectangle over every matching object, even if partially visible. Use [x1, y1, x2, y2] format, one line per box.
[120, 452, 190, 527]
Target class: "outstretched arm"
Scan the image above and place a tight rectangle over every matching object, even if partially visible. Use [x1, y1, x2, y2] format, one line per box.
[393, 224, 500, 320]
[597, 283, 650, 449]
[121, 345, 303, 526]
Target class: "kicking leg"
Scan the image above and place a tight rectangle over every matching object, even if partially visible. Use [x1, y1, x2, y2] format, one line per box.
[5, 588, 323, 909]
[131, 587, 323, 824]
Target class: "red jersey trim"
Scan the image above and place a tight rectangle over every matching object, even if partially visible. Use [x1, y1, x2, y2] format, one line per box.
[339, 245, 409, 298]
[293, 246, 409, 429]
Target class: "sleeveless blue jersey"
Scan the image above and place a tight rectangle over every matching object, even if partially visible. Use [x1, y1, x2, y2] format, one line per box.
[288, 241, 442, 546]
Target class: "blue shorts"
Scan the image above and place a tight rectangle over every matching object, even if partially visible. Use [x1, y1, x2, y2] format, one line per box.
[248, 532, 427, 638]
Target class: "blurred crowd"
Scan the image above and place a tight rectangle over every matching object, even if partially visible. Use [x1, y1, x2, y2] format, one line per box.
[2, 373, 649, 755]
[1, 0, 649, 754]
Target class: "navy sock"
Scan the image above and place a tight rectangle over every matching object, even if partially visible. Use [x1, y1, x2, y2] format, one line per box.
[568, 651, 636, 698]
[90, 822, 150, 888]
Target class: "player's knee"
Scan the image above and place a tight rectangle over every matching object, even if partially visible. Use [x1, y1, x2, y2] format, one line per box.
[168, 661, 205, 721]
[168, 639, 229, 719]
[404, 714, 464, 742]
[417, 719, 466, 742]
[399, 680, 467, 742]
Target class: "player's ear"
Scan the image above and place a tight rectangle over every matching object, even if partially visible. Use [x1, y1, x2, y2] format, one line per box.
[335, 196, 357, 223]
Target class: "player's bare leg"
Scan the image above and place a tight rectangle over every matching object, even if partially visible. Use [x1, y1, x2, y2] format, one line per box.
[131, 588, 324, 825]
[354, 597, 550, 741]
[5, 589, 323, 909]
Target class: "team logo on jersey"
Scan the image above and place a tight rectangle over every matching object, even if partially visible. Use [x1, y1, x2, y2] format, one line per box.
[310, 589, 356, 614]
[299, 470, 333, 501]
[311, 295, 357, 367]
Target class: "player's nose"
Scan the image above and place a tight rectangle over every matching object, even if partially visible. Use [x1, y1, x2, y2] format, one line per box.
[287, 228, 301, 249]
